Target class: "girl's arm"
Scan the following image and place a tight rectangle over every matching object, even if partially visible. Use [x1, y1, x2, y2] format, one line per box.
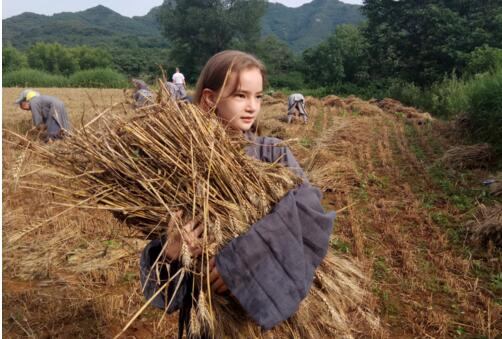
[140, 238, 187, 311]
[215, 183, 335, 330]
[217, 138, 335, 330]
[139, 214, 203, 311]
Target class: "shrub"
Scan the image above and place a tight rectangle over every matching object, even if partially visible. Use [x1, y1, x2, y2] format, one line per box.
[427, 73, 470, 118]
[388, 80, 427, 108]
[269, 71, 305, 89]
[2, 43, 28, 73]
[3, 68, 68, 87]
[69, 68, 128, 88]
[466, 68, 502, 153]
[464, 45, 502, 77]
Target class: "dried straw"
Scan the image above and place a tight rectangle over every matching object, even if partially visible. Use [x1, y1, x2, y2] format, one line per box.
[18, 83, 379, 337]
[438, 144, 493, 170]
[467, 203, 502, 248]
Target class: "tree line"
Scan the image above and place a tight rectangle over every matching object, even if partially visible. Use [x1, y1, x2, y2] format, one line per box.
[3, 0, 501, 93]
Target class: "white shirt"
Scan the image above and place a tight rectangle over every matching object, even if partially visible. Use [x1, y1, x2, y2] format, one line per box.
[172, 72, 185, 85]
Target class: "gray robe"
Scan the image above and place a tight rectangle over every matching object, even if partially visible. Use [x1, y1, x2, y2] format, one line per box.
[29, 95, 71, 139]
[140, 133, 335, 332]
[287, 93, 308, 117]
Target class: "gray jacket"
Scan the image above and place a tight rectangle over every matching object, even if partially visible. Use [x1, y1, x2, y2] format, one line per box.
[30, 95, 71, 135]
[140, 134, 335, 331]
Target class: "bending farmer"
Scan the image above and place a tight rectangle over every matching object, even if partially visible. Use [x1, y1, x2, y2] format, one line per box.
[287, 93, 308, 124]
[15, 89, 71, 141]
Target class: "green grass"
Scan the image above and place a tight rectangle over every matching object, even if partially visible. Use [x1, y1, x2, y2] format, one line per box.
[404, 122, 426, 161]
[330, 238, 350, 254]
[298, 137, 312, 148]
[373, 256, 390, 281]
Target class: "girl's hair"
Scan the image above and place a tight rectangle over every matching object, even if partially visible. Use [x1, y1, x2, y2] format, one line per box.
[194, 50, 267, 104]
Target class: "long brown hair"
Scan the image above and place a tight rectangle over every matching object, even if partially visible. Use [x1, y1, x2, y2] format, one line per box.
[194, 50, 267, 105]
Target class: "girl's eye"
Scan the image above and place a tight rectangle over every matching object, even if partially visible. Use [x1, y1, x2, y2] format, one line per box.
[256, 95, 263, 100]
[235, 93, 245, 98]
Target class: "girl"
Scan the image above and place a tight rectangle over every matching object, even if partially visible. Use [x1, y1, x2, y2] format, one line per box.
[140, 50, 335, 337]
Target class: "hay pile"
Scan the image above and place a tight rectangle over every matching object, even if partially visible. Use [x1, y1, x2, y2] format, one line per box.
[305, 149, 360, 193]
[18, 85, 379, 338]
[467, 203, 502, 248]
[323, 95, 347, 109]
[488, 173, 502, 197]
[370, 98, 433, 122]
[438, 144, 493, 169]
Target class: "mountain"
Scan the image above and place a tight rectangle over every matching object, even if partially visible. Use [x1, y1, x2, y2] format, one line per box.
[2, 5, 167, 49]
[263, 0, 364, 52]
[3, 0, 364, 52]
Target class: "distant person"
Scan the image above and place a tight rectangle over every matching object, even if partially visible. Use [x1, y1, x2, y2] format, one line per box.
[164, 80, 178, 100]
[15, 89, 71, 142]
[172, 67, 187, 100]
[287, 93, 308, 124]
[131, 79, 154, 108]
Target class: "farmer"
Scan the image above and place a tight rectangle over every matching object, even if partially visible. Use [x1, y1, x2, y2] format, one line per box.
[287, 93, 308, 124]
[164, 80, 178, 100]
[15, 89, 71, 141]
[131, 78, 154, 108]
[140, 51, 335, 337]
[165, 80, 193, 103]
[172, 67, 187, 100]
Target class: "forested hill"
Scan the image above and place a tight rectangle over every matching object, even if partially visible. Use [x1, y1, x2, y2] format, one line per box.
[2, 5, 166, 49]
[263, 0, 364, 52]
[3, 0, 364, 52]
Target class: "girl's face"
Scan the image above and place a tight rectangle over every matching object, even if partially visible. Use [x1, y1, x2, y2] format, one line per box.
[205, 67, 263, 132]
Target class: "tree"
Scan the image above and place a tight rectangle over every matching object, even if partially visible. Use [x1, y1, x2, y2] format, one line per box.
[158, 0, 266, 82]
[69, 46, 113, 70]
[464, 45, 502, 76]
[2, 43, 28, 73]
[362, 0, 502, 85]
[27, 42, 78, 76]
[301, 24, 370, 88]
[254, 36, 303, 88]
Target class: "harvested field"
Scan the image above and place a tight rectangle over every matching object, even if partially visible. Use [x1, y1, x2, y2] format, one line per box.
[3, 88, 501, 338]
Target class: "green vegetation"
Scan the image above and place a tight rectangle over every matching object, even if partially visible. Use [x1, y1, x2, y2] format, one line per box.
[262, 0, 364, 53]
[69, 68, 128, 88]
[465, 69, 502, 152]
[158, 0, 266, 82]
[2, 0, 501, 154]
[2, 43, 28, 73]
[3, 69, 68, 87]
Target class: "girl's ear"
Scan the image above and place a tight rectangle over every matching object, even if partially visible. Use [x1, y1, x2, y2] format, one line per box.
[201, 89, 216, 111]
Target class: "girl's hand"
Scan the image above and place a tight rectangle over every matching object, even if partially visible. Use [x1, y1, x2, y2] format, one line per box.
[164, 211, 204, 261]
[209, 257, 228, 294]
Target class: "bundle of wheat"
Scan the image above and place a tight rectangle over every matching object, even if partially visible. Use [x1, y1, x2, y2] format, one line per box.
[15, 84, 379, 338]
[348, 100, 384, 117]
[317, 117, 374, 157]
[438, 144, 493, 170]
[304, 148, 360, 193]
[489, 173, 502, 197]
[259, 119, 288, 140]
[467, 203, 502, 248]
[305, 96, 322, 107]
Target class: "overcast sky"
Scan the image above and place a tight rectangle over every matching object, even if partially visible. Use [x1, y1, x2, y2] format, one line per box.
[2, 0, 363, 19]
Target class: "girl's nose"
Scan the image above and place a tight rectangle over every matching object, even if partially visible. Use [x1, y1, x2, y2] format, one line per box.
[246, 97, 260, 112]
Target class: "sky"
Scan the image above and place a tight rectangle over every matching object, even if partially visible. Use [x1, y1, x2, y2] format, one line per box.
[2, 0, 364, 19]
